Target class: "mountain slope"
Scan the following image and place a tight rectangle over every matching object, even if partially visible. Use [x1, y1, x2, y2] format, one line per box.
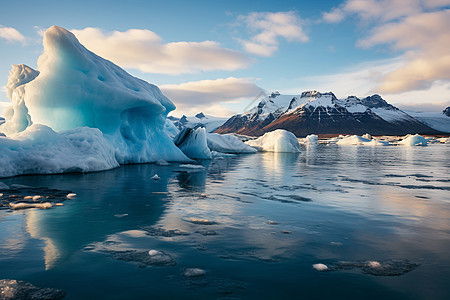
[215, 91, 444, 136]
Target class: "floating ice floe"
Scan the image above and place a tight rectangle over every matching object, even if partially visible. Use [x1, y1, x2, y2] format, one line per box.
[179, 164, 205, 169]
[9, 202, 53, 210]
[207, 133, 257, 154]
[183, 268, 206, 278]
[398, 134, 428, 146]
[151, 174, 160, 180]
[313, 263, 328, 271]
[245, 129, 301, 152]
[336, 135, 389, 146]
[0, 279, 66, 300]
[0, 26, 190, 178]
[66, 193, 77, 199]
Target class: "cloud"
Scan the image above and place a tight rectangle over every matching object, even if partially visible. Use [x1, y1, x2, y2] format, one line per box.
[321, 1, 450, 93]
[286, 57, 450, 112]
[238, 11, 308, 57]
[160, 77, 263, 117]
[71, 27, 251, 75]
[0, 26, 25, 43]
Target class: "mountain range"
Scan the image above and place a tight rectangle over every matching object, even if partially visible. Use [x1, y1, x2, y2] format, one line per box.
[214, 91, 449, 136]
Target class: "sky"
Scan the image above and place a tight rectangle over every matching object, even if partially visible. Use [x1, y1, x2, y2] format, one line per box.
[1, 0, 450, 117]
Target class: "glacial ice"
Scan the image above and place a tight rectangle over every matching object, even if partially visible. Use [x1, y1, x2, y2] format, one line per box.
[174, 126, 212, 159]
[0, 26, 190, 178]
[245, 129, 301, 152]
[207, 133, 257, 154]
[399, 134, 428, 146]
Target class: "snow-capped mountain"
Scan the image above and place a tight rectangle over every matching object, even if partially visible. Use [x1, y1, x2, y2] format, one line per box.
[215, 91, 445, 136]
[169, 112, 228, 133]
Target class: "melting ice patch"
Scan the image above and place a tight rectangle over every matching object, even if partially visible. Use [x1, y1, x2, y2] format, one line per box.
[0, 26, 189, 178]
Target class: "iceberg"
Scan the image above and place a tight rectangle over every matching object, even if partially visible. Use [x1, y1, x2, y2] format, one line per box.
[245, 129, 301, 153]
[336, 135, 389, 146]
[399, 134, 428, 146]
[207, 133, 257, 154]
[174, 126, 212, 159]
[0, 26, 190, 177]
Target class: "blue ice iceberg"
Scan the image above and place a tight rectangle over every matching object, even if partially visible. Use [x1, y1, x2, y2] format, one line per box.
[0, 26, 190, 177]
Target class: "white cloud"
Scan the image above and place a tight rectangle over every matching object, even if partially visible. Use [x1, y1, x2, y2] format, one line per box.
[71, 27, 251, 75]
[0, 26, 25, 43]
[238, 11, 308, 57]
[286, 57, 450, 112]
[161, 77, 263, 117]
[321, 1, 450, 93]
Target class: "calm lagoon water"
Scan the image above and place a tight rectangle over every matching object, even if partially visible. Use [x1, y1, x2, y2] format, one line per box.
[1, 144, 449, 299]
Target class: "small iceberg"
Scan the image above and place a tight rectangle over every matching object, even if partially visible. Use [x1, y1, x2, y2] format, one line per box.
[245, 129, 301, 153]
[399, 134, 428, 146]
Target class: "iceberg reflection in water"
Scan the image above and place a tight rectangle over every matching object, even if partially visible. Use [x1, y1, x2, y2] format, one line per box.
[0, 144, 449, 299]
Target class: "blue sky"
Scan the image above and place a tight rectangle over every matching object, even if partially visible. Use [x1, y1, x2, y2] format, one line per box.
[1, 0, 450, 116]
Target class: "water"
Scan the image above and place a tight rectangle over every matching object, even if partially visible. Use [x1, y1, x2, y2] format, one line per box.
[0, 144, 449, 299]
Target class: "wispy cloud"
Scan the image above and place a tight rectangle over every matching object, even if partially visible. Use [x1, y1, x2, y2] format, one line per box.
[0, 26, 26, 44]
[321, 0, 450, 93]
[71, 27, 251, 75]
[237, 11, 308, 57]
[161, 77, 263, 116]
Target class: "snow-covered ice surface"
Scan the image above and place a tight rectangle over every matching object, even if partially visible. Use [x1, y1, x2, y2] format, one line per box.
[0, 26, 189, 178]
[245, 129, 301, 152]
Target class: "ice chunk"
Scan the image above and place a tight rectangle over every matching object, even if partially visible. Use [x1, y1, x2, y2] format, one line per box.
[179, 164, 205, 169]
[183, 268, 206, 278]
[151, 174, 160, 180]
[156, 159, 170, 166]
[66, 193, 77, 199]
[148, 249, 162, 256]
[207, 133, 257, 154]
[399, 134, 428, 146]
[336, 135, 371, 145]
[362, 133, 372, 139]
[245, 129, 301, 152]
[32, 195, 42, 201]
[9, 202, 53, 210]
[313, 263, 328, 271]
[337, 135, 389, 146]
[305, 134, 318, 144]
[174, 126, 211, 159]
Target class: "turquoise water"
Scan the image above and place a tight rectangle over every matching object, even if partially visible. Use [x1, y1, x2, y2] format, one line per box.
[1, 144, 449, 299]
